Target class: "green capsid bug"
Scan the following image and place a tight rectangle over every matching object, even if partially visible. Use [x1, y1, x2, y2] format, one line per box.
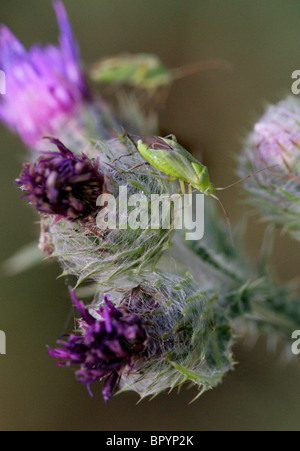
[90, 53, 233, 93]
[90, 53, 173, 91]
[131, 134, 235, 241]
[136, 136, 214, 196]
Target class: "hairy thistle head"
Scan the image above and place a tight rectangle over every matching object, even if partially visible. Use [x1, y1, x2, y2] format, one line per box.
[49, 272, 233, 402]
[239, 96, 300, 240]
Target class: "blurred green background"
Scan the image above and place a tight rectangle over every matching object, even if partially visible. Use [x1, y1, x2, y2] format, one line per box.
[0, 0, 300, 431]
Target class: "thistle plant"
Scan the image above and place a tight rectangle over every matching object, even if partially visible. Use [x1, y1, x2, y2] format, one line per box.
[1, 1, 300, 404]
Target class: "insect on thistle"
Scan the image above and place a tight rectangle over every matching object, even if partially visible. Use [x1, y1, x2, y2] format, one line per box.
[136, 136, 214, 196]
[127, 135, 277, 243]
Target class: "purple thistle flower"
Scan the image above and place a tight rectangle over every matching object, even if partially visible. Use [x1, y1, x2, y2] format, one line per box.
[0, 1, 90, 147]
[16, 138, 104, 221]
[48, 291, 148, 402]
[251, 98, 300, 168]
[239, 97, 300, 240]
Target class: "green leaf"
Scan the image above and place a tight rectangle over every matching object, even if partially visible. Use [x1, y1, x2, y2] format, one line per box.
[2, 242, 44, 276]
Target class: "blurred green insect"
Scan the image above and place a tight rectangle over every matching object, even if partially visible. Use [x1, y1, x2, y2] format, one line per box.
[91, 53, 171, 91]
[90, 53, 232, 92]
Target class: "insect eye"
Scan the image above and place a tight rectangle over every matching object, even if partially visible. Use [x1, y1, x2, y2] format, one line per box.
[205, 184, 213, 195]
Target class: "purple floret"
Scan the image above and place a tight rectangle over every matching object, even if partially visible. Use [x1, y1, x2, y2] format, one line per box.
[0, 1, 89, 147]
[16, 138, 104, 221]
[48, 291, 148, 402]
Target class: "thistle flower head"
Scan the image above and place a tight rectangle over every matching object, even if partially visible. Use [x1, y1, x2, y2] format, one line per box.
[48, 273, 234, 401]
[251, 97, 300, 168]
[93, 274, 233, 400]
[0, 1, 89, 147]
[16, 138, 104, 221]
[239, 96, 300, 241]
[48, 290, 148, 402]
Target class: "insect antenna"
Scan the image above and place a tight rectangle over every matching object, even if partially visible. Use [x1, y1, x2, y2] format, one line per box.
[172, 59, 234, 80]
[215, 165, 279, 191]
[210, 193, 234, 247]
[119, 128, 140, 149]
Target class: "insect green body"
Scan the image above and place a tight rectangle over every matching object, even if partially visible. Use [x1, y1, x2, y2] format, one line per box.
[136, 136, 214, 195]
[91, 53, 173, 91]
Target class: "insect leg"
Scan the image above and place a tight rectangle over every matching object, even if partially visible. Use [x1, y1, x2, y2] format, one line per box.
[210, 193, 234, 247]
[167, 176, 177, 182]
[104, 162, 125, 174]
[111, 153, 136, 163]
[125, 162, 151, 172]
[188, 183, 193, 205]
[164, 134, 178, 142]
[179, 180, 186, 195]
